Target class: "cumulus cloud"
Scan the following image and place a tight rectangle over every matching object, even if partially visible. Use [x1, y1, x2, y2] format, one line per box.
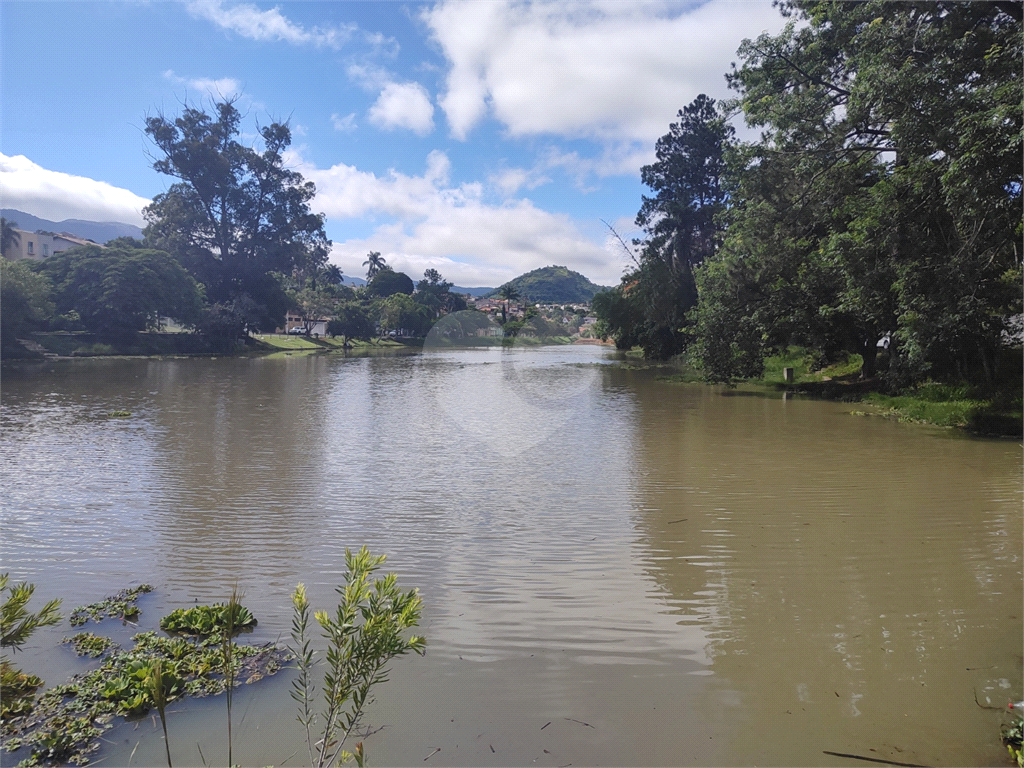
[424, 0, 784, 142]
[368, 82, 435, 135]
[286, 149, 624, 286]
[0, 154, 150, 226]
[187, 1, 352, 48]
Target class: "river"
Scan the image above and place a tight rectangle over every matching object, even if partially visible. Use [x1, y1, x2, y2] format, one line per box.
[1, 345, 1020, 766]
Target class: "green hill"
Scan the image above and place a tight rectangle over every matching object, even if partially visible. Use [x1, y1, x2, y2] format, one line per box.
[486, 265, 607, 304]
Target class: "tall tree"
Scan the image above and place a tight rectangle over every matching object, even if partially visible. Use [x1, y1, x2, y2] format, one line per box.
[636, 94, 734, 298]
[695, 0, 1022, 383]
[415, 269, 466, 316]
[363, 251, 386, 280]
[143, 99, 331, 333]
[497, 284, 520, 324]
[595, 95, 733, 358]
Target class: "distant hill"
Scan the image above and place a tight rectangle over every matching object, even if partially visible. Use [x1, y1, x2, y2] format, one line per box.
[486, 265, 607, 304]
[452, 285, 493, 297]
[1, 209, 144, 244]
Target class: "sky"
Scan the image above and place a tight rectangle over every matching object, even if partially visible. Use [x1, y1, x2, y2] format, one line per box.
[0, 1, 786, 288]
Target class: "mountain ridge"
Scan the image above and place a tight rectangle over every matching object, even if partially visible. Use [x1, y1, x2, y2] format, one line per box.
[1, 209, 144, 244]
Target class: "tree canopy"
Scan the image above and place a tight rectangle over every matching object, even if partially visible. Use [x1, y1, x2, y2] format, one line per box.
[595, 1, 1022, 386]
[365, 268, 414, 298]
[415, 269, 467, 315]
[0, 258, 53, 352]
[143, 99, 331, 333]
[694, 0, 1022, 383]
[37, 244, 205, 339]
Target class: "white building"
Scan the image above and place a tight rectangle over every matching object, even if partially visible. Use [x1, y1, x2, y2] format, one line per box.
[8, 229, 99, 260]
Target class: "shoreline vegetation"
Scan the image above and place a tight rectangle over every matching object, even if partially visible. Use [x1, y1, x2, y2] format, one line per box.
[649, 346, 1023, 438]
[2, 329, 588, 361]
[1, 550, 425, 768]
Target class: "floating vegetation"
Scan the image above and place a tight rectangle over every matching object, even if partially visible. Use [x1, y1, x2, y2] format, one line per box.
[2, 627, 288, 766]
[0, 662, 44, 721]
[1004, 716, 1023, 767]
[106, 410, 132, 418]
[68, 585, 152, 627]
[62, 634, 118, 658]
[159, 603, 256, 636]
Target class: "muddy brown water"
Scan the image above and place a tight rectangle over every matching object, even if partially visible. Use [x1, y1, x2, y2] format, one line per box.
[1, 346, 1020, 766]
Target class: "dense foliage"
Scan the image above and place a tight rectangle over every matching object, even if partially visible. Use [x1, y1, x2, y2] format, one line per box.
[365, 268, 414, 298]
[0, 259, 53, 353]
[596, 0, 1022, 389]
[36, 244, 204, 340]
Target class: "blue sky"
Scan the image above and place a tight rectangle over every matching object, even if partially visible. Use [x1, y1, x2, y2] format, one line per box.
[1, 1, 785, 287]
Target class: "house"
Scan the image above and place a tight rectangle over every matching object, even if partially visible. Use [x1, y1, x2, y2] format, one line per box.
[282, 311, 331, 336]
[8, 229, 99, 261]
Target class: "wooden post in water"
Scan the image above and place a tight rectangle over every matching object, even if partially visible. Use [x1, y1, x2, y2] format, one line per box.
[783, 367, 794, 384]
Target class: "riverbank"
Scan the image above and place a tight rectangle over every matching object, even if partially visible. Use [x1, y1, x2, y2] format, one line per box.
[650, 346, 1023, 437]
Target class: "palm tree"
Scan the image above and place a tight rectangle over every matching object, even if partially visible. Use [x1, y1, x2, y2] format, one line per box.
[498, 284, 520, 324]
[363, 251, 386, 280]
[324, 264, 344, 285]
[1, 218, 21, 258]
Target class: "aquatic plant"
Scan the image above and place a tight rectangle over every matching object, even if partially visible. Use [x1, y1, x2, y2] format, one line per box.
[2, 623, 287, 766]
[1, 575, 62, 724]
[144, 658, 176, 768]
[220, 586, 243, 767]
[106, 410, 132, 418]
[289, 547, 426, 767]
[68, 584, 152, 627]
[1, 576, 62, 652]
[0, 663, 44, 720]
[159, 602, 255, 636]
[1004, 715, 1023, 767]
[62, 633, 118, 658]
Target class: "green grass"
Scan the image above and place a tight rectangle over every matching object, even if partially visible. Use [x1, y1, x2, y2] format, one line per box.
[253, 334, 324, 350]
[759, 346, 815, 383]
[254, 334, 406, 350]
[861, 384, 1022, 435]
[751, 348, 1023, 436]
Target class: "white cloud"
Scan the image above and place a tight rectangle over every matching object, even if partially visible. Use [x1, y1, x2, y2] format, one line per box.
[187, 1, 352, 48]
[331, 112, 357, 132]
[346, 63, 393, 91]
[163, 70, 241, 99]
[0, 154, 150, 226]
[489, 165, 550, 196]
[368, 82, 435, 135]
[287, 149, 624, 286]
[424, 0, 785, 142]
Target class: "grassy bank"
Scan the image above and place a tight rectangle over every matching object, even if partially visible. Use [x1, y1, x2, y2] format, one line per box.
[756, 348, 1022, 437]
[640, 345, 1021, 437]
[252, 334, 405, 351]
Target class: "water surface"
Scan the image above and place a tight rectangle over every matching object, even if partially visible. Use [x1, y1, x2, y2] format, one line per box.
[1, 347, 1020, 766]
